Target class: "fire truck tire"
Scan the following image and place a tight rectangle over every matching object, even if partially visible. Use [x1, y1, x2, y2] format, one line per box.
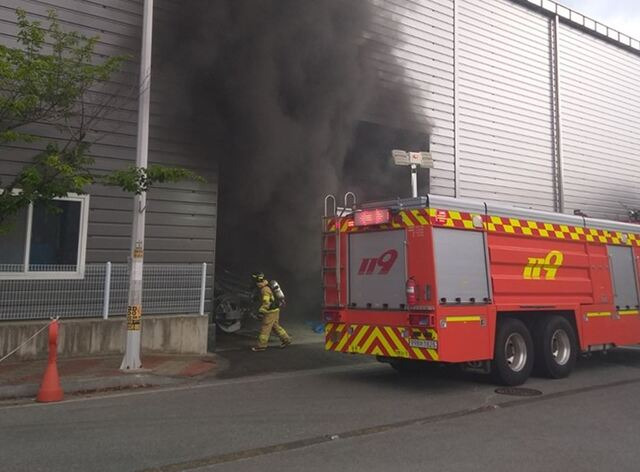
[491, 318, 534, 386]
[533, 316, 577, 379]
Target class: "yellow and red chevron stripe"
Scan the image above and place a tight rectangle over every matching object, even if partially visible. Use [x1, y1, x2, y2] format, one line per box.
[428, 208, 480, 229]
[326, 209, 431, 233]
[325, 323, 439, 361]
[327, 208, 481, 233]
[325, 217, 353, 233]
[328, 208, 640, 246]
[484, 215, 640, 246]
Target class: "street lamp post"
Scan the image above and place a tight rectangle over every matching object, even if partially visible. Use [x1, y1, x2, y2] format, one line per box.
[121, 0, 153, 371]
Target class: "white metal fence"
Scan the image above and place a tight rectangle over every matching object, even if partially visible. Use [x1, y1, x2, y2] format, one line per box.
[0, 263, 207, 321]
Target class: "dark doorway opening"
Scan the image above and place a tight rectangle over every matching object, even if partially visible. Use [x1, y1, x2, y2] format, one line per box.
[342, 121, 431, 201]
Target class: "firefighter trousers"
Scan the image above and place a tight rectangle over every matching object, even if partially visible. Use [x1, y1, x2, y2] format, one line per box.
[257, 310, 290, 348]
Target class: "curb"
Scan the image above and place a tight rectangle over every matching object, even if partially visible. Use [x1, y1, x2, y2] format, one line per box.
[0, 373, 185, 400]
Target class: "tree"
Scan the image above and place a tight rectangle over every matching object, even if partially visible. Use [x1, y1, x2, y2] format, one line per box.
[0, 9, 201, 232]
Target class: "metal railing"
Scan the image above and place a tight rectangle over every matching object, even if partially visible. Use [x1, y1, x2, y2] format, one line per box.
[0, 263, 207, 321]
[520, 0, 640, 52]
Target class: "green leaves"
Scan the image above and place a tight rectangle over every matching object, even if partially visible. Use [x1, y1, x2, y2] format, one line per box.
[102, 165, 205, 194]
[0, 9, 125, 142]
[0, 143, 94, 227]
[0, 9, 204, 233]
[0, 141, 205, 229]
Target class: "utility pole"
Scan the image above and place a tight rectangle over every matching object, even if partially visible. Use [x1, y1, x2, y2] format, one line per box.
[121, 0, 153, 370]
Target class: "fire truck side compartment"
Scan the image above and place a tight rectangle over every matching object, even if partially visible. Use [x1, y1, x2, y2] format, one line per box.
[607, 245, 639, 309]
[432, 228, 489, 303]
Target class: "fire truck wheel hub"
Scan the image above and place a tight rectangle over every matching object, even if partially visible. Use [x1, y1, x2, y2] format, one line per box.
[550, 329, 571, 366]
[505, 333, 527, 372]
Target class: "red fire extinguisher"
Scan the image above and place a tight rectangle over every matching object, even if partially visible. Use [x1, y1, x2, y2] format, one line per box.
[406, 277, 417, 306]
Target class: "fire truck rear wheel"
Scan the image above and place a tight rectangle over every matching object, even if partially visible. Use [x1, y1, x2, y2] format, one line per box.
[491, 318, 534, 386]
[533, 316, 577, 379]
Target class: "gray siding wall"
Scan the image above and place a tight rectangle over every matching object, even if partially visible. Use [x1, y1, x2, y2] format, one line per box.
[0, 0, 217, 268]
[559, 23, 640, 219]
[371, 0, 640, 220]
[0, 0, 216, 312]
[367, 0, 455, 196]
[457, 0, 555, 210]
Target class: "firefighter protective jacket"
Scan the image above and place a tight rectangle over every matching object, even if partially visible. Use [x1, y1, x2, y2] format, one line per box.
[258, 286, 279, 315]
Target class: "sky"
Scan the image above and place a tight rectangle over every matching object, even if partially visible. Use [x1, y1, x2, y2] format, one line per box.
[558, 0, 640, 39]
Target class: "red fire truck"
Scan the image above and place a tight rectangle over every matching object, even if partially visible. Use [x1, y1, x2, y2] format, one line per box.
[322, 194, 640, 385]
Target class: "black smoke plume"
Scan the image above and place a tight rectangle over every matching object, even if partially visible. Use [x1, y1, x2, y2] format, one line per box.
[157, 0, 431, 322]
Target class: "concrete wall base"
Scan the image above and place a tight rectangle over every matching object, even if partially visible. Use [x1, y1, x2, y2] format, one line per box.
[0, 315, 209, 361]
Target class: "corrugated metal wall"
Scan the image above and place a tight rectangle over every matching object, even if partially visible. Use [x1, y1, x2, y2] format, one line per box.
[456, 0, 555, 210]
[366, 0, 455, 196]
[370, 0, 640, 219]
[0, 0, 217, 268]
[559, 23, 640, 219]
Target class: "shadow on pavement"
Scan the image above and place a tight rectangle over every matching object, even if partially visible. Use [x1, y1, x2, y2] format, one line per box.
[214, 328, 640, 387]
[216, 342, 374, 379]
[335, 361, 493, 394]
[319, 348, 640, 393]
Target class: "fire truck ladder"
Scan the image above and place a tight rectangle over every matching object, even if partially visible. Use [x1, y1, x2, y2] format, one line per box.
[322, 192, 356, 308]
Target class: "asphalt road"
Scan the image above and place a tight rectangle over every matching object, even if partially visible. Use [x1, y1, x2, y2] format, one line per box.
[2, 346, 640, 472]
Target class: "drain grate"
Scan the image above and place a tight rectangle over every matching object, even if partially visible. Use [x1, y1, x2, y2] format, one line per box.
[495, 387, 543, 397]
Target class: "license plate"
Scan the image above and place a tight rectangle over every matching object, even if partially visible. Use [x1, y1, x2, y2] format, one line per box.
[409, 339, 438, 349]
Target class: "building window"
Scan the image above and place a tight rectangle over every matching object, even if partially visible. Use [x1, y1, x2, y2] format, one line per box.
[0, 194, 89, 279]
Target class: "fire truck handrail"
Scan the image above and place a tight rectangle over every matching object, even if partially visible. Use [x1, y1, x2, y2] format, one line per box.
[324, 194, 336, 217]
[360, 196, 428, 210]
[344, 192, 357, 210]
[486, 202, 584, 228]
[584, 217, 640, 234]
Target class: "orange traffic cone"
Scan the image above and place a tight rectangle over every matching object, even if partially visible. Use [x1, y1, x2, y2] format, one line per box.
[36, 319, 63, 403]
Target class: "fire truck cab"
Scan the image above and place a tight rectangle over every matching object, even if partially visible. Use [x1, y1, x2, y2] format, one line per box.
[322, 194, 640, 385]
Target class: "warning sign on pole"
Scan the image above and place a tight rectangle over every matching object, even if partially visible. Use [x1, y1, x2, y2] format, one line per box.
[127, 305, 142, 331]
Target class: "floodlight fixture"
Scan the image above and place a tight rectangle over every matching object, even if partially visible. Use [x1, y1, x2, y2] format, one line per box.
[391, 149, 434, 198]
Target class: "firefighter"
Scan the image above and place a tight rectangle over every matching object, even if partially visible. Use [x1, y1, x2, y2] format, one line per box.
[251, 272, 292, 351]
